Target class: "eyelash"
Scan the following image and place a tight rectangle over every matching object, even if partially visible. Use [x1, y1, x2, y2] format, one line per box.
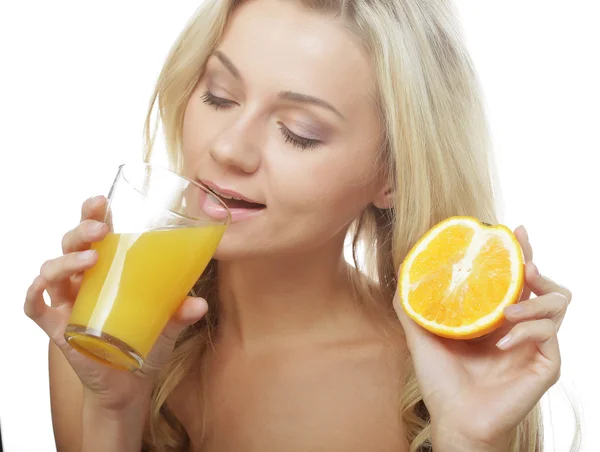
[201, 90, 321, 150]
[278, 124, 320, 150]
[201, 91, 234, 110]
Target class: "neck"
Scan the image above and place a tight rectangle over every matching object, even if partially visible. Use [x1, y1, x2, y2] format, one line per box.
[215, 236, 366, 352]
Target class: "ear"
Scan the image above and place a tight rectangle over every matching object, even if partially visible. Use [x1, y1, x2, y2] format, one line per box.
[372, 184, 395, 209]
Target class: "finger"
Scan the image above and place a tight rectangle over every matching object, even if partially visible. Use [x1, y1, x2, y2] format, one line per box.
[47, 271, 86, 305]
[80, 195, 107, 223]
[514, 225, 532, 301]
[393, 290, 439, 350]
[142, 297, 209, 373]
[514, 225, 533, 262]
[24, 276, 65, 340]
[24, 276, 50, 323]
[496, 318, 560, 366]
[70, 272, 84, 287]
[393, 291, 419, 339]
[504, 292, 569, 327]
[61, 220, 108, 254]
[161, 297, 209, 342]
[525, 262, 572, 303]
[40, 251, 99, 283]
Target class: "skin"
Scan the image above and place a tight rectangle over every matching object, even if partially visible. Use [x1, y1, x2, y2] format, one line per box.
[179, 0, 391, 355]
[24, 1, 571, 451]
[172, 3, 404, 450]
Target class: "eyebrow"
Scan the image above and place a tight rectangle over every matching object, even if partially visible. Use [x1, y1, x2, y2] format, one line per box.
[277, 91, 345, 121]
[212, 50, 346, 121]
[214, 50, 241, 80]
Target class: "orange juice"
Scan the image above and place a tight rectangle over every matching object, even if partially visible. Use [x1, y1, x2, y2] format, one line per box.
[66, 224, 225, 369]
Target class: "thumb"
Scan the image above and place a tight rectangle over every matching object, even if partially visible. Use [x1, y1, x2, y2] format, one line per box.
[141, 296, 208, 375]
[169, 295, 210, 329]
[393, 288, 437, 350]
[514, 225, 533, 301]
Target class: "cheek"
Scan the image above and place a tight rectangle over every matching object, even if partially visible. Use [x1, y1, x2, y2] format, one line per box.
[181, 93, 219, 167]
[269, 148, 377, 223]
[182, 102, 203, 165]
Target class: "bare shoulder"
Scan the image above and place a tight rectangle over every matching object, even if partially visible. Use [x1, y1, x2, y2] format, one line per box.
[299, 287, 409, 451]
[175, 329, 409, 452]
[273, 334, 410, 452]
[309, 334, 409, 451]
[322, 284, 409, 451]
[168, 283, 410, 452]
[49, 341, 83, 452]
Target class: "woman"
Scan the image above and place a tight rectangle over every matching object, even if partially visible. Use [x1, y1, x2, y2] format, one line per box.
[24, 0, 574, 451]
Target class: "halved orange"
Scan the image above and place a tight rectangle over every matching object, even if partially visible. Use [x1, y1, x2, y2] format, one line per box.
[398, 216, 525, 340]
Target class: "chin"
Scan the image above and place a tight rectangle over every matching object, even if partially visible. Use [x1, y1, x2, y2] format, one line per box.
[211, 236, 267, 261]
[211, 233, 308, 262]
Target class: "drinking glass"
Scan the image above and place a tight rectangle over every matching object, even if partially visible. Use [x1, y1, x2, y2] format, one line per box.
[64, 163, 230, 371]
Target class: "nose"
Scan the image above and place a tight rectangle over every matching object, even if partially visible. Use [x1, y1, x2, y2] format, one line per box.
[209, 118, 261, 174]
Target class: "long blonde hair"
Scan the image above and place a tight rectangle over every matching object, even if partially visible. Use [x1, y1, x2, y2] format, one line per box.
[143, 1, 546, 450]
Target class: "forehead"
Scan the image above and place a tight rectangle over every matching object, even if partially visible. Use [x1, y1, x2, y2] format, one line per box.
[214, 0, 376, 111]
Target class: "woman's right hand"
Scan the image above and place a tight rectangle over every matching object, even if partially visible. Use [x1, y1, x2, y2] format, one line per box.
[24, 195, 209, 412]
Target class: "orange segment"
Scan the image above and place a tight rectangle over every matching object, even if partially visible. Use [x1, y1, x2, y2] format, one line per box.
[398, 216, 524, 339]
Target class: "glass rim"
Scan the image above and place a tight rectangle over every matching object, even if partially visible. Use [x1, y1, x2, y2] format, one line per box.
[118, 163, 232, 225]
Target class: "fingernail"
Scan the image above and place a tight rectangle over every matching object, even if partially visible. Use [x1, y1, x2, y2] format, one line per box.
[32, 275, 42, 288]
[521, 225, 528, 240]
[78, 250, 96, 261]
[504, 304, 523, 316]
[89, 222, 105, 234]
[496, 334, 513, 350]
[531, 262, 541, 277]
[92, 195, 104, 203]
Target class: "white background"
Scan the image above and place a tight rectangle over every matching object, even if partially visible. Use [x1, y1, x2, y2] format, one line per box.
[0, 1, 598, 451]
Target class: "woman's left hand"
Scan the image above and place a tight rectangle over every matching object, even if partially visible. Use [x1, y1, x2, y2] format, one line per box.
[393, 226, 572, 452]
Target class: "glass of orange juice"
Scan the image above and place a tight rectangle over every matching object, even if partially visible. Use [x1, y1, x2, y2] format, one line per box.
[64, 163, 230, 371]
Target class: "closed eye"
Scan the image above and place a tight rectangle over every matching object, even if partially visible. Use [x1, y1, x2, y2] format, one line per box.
[202, 91, 236, 110]
[278, 123, 320, 150]
[202, 90, 320, 150]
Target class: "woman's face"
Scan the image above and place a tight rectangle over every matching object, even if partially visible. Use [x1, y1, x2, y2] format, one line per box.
[182, 0, 387, 260]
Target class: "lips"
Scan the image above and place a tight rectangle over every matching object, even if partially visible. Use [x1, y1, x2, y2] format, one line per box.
[206, 186, 266, 210]
[199, 179, 266, 223]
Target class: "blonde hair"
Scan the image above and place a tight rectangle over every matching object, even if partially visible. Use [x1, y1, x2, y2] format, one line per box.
[142, 1, 569, 450]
